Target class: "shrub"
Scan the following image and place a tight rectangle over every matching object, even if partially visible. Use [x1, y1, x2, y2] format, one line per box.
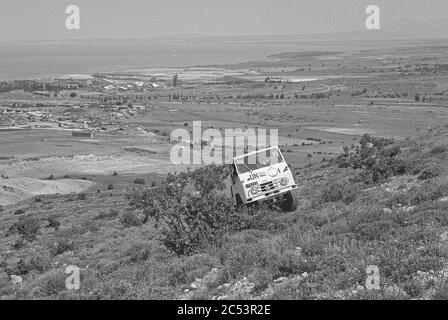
[95, 209, 119, 220]
[336, 134, 405, 184]
[107, 183, 114, 190]
[46, 215, 60, 231]
[29, 254, 52, 273]
[161, 193, 237, 254]
[16, 253, 52, 275]
[403, 280, 423, 298]
[14, 209, 26, 215]
[429, 144, 448, 155]
[12, 238, 27, 250]
[50, 238, 76, 256]
[9, 216, 40, 242]
[418, 164, 443, 180]
[128, 165, 238, 254]
[112, 171, 118, 176]
[77, 193, 87, 200]
[134, 178, 146, 185]
[119, 211, 142, 227]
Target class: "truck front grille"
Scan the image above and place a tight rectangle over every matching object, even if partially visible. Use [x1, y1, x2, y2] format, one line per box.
[260, 181, 275, 192]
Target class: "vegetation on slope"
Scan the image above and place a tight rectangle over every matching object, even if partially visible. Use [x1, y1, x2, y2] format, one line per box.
[1, 127, 448, 300]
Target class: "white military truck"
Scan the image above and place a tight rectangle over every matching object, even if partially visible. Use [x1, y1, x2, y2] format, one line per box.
[227, 146, 299, 212]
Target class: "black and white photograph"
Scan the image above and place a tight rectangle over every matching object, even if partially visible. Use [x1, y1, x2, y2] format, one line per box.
[0, 0, 448, 306]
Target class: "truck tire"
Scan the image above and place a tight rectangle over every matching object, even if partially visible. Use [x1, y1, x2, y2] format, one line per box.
[239, 204, 249, 215]
[281, 189, 299, 212]
[235, 195, 248, 214]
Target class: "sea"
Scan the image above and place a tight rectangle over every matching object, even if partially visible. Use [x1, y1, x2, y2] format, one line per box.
[0, 36, 355, 80]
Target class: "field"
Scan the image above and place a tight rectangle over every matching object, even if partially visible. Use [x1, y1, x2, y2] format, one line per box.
[1, 38, 448, 299]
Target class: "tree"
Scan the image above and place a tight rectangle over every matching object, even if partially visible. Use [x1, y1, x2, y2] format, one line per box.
[127, 165, 239, 254]
[336, 134, 405, 184]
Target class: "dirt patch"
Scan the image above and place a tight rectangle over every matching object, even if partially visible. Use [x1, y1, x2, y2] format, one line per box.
[0, 177, 93, 206]
[307, 126, 375, 136]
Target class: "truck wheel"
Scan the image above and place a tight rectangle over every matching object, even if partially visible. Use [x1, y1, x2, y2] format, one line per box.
[235, 195, 248, 214]
[239, 204, 249, 215]
[281, 190, 299, 212]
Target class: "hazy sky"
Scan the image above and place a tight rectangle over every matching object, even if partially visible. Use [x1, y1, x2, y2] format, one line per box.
[0, 0, 447, 41]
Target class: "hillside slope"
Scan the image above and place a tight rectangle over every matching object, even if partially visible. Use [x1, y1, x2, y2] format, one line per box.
[0, 126, 448, 300]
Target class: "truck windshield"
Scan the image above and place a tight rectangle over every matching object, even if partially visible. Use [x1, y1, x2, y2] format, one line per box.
[235, 148, 284, 173]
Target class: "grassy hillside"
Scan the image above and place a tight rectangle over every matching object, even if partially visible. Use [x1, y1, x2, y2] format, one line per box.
[1, 126, 448, 300]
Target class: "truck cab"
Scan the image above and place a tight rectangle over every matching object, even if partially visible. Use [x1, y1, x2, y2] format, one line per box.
[228, 146, 299, 212]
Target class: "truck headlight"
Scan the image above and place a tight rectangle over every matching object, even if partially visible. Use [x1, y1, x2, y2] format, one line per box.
[249, 186, 259, 197]
[279, 177, 289, 186]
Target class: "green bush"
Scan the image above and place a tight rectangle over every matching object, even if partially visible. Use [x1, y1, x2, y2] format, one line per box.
[119, 211, 142, 227]
[14, 209, 26, 215]
[50, 238, 76, 256]
[128, 165, 238, 254]
[336, 134, 406, 184]
[418, 164, 444, 180]
[8, 216, 40, 242]
[16, 253, 52, 275]
[134, 178, 146, 185]
[77, 193, 87, 200]
[46, 216, 60, 231]
[95, 209, 119, 220]
[429, 144, 448, 155]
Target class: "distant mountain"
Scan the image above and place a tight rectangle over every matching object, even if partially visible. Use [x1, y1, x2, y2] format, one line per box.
[381, 17, 448, 38]
[284, 17, 448, 42]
